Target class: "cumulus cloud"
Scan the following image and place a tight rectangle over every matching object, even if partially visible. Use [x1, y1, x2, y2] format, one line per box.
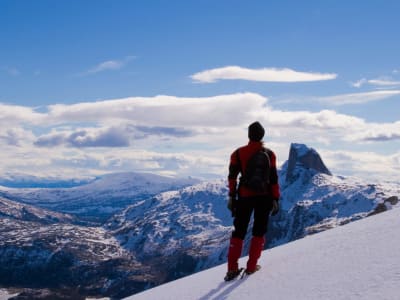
[45, 93, 267, 126]
[1, 92, 399, 180]
[0, 103, 44, 125]
[362, 133, 400, 142]
[320, 149, 400, 181]
[33, 125, 196, 148]
[2, 93, 398, 146]
[0, 128, 35, 146]
[3, 92, 398, 147]
[191, 66, 337, 83]
[35, 127, 131, 148]
[319, 90, 400, 105]
[135, 126, 194, 138]
[347, 121, 400, 142]
[258, 108, 364, 131]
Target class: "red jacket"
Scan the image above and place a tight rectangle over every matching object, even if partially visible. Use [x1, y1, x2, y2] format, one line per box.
[228, 141, 280, 200]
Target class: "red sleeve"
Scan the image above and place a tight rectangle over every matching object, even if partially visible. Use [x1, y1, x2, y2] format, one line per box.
[228, 149, 240, 196]
[268, 151, 281, 200]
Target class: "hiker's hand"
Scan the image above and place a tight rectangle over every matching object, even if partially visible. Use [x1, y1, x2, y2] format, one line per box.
[227, 195, 235, 211]
[227, 195, 236, 217]
[271, 199, 279, 216]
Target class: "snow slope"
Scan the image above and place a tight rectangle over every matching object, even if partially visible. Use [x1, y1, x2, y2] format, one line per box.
[125, 208, 400, 300]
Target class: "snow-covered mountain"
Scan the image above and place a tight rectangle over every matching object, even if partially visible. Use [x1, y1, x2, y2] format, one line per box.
[0, 172, 199, 223]
[0, 196, 158, 299]
[106, 143, 399, 284]
[105, 181, 232, 281]
[124, 207, 400, 300]
[0, 144, 399, 299]
[272, 143, 399, 246]
[0, 196, 76, 224]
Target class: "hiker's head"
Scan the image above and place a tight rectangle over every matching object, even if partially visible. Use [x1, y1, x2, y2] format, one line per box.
[248, 121, 265, 141]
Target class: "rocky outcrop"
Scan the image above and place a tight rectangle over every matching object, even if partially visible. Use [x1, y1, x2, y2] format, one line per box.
[369, 196, 399, 216]
[285, 143, 331, 184]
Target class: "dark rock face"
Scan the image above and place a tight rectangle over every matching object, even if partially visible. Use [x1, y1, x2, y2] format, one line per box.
[369, 196, 399, 216]
[285, 143, 331, 184]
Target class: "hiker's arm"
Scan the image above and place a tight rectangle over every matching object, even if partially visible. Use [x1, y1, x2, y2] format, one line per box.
[268, 151, 280, 201]
[228, 150, 240, 197]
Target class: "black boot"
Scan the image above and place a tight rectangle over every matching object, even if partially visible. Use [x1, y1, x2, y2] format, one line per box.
[224, 268, 243, 281]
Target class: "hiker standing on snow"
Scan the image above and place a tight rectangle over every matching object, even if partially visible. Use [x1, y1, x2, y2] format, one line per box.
[225, 121, 280, 281]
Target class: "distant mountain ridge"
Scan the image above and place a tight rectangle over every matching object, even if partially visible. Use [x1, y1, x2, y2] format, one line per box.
[0, 172, 199, 223]
[0, 196, 75, 224]
[0, 174, 94, 188]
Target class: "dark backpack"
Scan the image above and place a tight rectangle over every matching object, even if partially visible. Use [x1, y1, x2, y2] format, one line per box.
[238, 148, 271, 192]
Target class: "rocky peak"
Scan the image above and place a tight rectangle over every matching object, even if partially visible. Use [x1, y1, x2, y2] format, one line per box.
[285, 143, 331, 184]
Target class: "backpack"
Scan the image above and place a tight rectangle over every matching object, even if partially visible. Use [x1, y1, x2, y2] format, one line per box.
[238, 148, 271, 192]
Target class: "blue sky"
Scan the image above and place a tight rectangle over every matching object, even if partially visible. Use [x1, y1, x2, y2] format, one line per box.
[0, 0, 399, 181]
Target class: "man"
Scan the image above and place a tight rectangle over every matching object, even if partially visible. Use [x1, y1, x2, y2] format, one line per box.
[225, 121, 280, 281]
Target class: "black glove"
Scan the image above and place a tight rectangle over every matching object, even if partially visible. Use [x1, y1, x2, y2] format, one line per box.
[271, 199, 280, 216]
[227, 195, 236, 217]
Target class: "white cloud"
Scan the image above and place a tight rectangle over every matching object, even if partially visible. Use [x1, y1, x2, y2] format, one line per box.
[34, 126, 132, 148]
[346, 121, 400, 142]
[319, 90, 400, 105]
[320, 149, 400, 182]
[350, 78, 367, 88]
[257, 108, 364, 131]
[351, 76, 400, 88]
[2, 93, 397, 145]
[191, 66, 337, 83]
[368, 79, 400, 86]
[88, 60, 123, 73]
[0, 103, 44, 125]
[1, 92, 399, 181]
[83, 55, 135, 75]
[45, 93, 267, 126]
[0, 128, 35, 146]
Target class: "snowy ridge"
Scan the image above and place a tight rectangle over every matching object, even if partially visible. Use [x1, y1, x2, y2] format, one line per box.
[272, 144, 399, 246]
[0, 196, 75, 224]
[0, 173, 93, 188]
[0, 172, 199, 222]
[125, 208, 400, 300]
[106, 180, 232, 275]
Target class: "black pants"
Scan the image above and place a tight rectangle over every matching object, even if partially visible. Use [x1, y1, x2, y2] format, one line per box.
[232, 196, 272, 240]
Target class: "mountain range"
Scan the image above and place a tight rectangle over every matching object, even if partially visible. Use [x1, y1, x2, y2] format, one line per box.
[0, 143, 398, 299]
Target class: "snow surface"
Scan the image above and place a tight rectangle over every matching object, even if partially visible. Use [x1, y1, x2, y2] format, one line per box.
[0, 289, 18, 300]
[125, 208, 400, 300]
